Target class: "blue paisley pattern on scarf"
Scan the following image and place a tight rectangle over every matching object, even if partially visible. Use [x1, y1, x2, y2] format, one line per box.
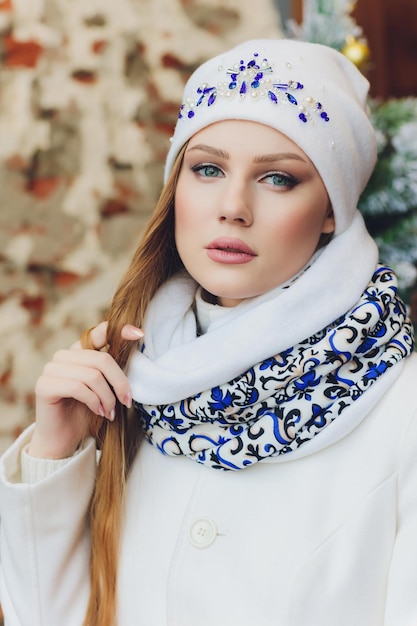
[135, 266, 414, 470]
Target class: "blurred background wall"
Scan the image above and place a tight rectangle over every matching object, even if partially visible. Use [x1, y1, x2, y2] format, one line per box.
[1, 0, 417, 455]
[0, 0, 284, 452]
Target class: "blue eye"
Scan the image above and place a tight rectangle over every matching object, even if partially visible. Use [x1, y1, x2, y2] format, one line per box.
[262, 172, 298, 188]
[191, 164, 223, 178]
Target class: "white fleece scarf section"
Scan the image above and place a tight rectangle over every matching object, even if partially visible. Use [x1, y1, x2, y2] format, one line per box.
[128, 212, 385, 406]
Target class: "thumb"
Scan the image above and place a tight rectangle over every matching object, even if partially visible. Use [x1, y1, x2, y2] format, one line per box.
[121, 324, 145, 341]
[72, 321, 109, 350]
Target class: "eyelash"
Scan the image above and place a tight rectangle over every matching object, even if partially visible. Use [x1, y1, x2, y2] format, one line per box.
[260, 172, 299, 189]
[191, 163, 223, 178]
[190, 163, 299, 190]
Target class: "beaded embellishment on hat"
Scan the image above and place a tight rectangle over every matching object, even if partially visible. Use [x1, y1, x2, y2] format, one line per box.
[178, 52, 330, 124]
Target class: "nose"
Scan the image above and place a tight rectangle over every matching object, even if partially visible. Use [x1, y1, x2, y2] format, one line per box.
[217, 177, 253, 225]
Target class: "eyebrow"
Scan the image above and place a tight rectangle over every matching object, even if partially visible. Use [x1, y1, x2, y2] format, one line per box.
[253, 153, 307, 164]
[188, 144, 229, 159]
[187, 144, 307, 164]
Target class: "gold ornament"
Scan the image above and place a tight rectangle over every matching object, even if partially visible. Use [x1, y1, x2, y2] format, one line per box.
[342, 35, 370, 69]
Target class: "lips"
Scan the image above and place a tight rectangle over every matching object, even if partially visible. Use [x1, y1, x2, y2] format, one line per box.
[206, 238, 257, 264]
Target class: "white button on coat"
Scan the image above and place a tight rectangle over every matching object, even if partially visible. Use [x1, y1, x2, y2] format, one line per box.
[188, 518, 218, 548]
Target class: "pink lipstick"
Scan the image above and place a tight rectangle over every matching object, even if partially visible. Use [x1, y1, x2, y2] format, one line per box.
[206, 238, 257, 264]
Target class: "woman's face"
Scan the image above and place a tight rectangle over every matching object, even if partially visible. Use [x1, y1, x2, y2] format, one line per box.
[174, 120, 334, 307]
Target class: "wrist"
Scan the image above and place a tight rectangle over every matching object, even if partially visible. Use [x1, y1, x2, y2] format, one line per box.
[28, 428, 81, 460]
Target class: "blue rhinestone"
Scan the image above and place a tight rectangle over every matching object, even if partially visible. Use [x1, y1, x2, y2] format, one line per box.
[268, 90, 278, 104]
[178, 56, 331, 129]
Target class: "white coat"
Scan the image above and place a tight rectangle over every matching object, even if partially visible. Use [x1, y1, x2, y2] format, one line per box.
[1, 352, 417, 626]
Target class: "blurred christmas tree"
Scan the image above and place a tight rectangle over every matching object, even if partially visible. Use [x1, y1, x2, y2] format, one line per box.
[288, 0, 417, 301]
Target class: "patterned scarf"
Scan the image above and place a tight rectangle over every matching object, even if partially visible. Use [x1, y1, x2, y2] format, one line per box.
[133, 265, 414, 470]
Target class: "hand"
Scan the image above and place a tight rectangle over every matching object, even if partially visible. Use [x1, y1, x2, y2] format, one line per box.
[29, 322, 143, 459]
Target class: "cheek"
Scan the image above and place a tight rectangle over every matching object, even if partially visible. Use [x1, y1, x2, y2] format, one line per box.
[287, 193, 331, 236]
[266, 200, 330, 258]
[174, 188, 191, 238]
[272, 207, 320, 241]
[174, 191, 201, 263]
[174, 179, 201, 227]
[175, 208, 196, 257]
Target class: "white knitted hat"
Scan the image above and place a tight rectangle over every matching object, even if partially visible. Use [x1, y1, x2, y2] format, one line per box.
[164, 38, 377, 235]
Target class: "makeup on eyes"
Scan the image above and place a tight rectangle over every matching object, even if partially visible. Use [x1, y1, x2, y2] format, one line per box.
[189, 160, 301, 191]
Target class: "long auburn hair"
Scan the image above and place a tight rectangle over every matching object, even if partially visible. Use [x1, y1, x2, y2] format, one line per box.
[82, 144, 187, 626]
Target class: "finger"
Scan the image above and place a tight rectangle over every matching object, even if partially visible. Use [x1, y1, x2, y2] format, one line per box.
[88, 321, 110, 349]
[48, 349, 132, 407]
[36, 373, 113, 420]
[121, 324, 144, 341]
[41, 362, 123, 418]
[72, 322, 143, 351]
[71, 321, 109, 351]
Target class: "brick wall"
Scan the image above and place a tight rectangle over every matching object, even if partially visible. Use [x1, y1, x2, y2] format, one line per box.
[0, 1, 282, 453]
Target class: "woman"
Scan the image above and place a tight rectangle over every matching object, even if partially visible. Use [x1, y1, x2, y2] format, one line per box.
[0, 39, 416, 626]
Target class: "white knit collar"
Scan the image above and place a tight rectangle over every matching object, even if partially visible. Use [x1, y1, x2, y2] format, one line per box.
[194, 289, 229, 335]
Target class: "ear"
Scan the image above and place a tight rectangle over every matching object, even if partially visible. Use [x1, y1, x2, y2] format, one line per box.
[322, 204, 335, 234]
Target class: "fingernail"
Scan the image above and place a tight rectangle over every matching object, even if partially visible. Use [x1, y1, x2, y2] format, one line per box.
[109, 408, 116, 421]
[123, 392, 132, 409]
[98, 404, 106, 417]
[126, 325, 144, 338]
